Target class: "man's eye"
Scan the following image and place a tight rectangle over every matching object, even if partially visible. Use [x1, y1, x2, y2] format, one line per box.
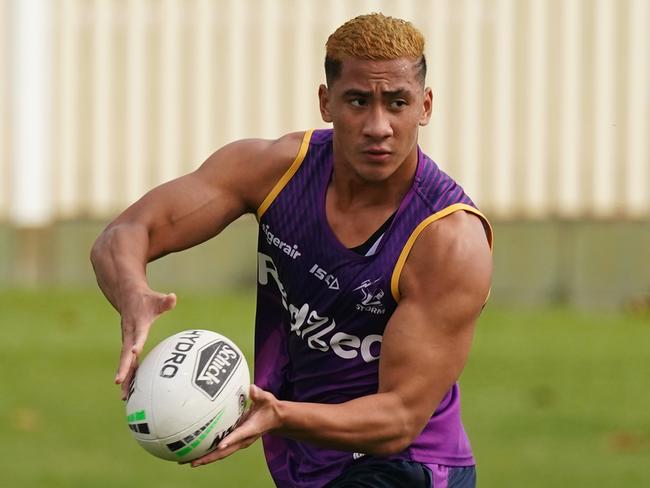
[390, 100, 407, 109]
[350, 99, 366, 107]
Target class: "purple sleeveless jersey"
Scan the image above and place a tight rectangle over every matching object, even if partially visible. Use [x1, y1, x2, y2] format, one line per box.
[254, 129, 491, 488]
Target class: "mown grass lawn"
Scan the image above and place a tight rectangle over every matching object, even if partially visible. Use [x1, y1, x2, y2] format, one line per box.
[1, 289, 647, 487]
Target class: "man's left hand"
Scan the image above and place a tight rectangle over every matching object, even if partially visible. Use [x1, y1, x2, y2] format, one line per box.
[190, 384, 280, 467]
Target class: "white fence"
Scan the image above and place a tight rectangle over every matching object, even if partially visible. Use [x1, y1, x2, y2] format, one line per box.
[0, 0, 648, 225]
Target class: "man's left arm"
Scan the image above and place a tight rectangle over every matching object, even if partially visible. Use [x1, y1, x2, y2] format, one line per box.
[191, 210, 492, 466]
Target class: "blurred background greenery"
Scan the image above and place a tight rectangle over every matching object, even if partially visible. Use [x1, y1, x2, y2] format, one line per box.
[1, 289, 648, 487]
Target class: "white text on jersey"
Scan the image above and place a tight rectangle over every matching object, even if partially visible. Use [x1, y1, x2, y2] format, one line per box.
[309, 264, 340, 290]
[259, 253, 382, 363]
[261, 224, 301, 259]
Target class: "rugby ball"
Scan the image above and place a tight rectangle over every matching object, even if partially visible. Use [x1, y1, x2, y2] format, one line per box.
[125, 329, 250, 462]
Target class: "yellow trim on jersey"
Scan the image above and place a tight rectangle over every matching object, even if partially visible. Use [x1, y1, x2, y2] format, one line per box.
[390, 203, 494, 302]
[256, 129, 314, 219]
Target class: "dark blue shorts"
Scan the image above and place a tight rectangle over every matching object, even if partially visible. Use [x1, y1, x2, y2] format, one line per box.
[325, 458, 476, 488]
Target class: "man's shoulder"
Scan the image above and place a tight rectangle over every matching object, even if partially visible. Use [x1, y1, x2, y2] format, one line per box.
[230, 130, 308, 165]
[406, 210, 490, 273]
[194, 131, 311, 213]
[269, 131, 310, 156]
[259, 130, 316, 183]
[423, 210, 487, 246]
[399, 210, 492, 306]
[412, 152, 471, 209]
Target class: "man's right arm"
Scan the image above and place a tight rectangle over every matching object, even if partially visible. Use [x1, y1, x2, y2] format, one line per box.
[90, 132, 305, 398]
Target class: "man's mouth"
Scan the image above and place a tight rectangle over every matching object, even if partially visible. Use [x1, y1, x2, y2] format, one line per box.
[363, 147, 392, 161]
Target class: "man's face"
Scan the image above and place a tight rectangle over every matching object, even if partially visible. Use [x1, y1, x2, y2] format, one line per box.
[319, 57, 432, 183]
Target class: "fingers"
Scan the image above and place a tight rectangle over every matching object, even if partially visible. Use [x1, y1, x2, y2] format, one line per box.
[115, 290, 177, 392]
[191, 445, 231, 466]
[116, 316, 147, 384]
[130, 293, 176, 356]
[187, 386, 279, 468]
[249, 384, 263, 401]
[116, 340, 134, 385]
[131, 321, 152, 357]
[121, 359, 138, 401]
[191, 433, 257, 466]
[116, 337, 138, 400]
[157, 293, 177, 314]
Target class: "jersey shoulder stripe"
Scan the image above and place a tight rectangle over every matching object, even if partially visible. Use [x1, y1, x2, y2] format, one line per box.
[390, 203, 493, 302]
[257, 129, 314, 219]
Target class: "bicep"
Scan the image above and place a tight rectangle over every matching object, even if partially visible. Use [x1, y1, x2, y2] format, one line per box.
[378, 211, 492, 429]
[109, 134, 303, 261]
[118, 171, 245, 260]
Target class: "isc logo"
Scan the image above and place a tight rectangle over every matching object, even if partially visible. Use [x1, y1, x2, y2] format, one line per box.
[309, 264, 340, 290]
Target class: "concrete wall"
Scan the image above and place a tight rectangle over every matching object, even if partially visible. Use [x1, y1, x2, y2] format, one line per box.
[1, 218, 647, 311]
[491, 220, 649, 309]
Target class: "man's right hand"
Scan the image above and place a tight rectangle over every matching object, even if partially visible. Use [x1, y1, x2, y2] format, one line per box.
[90, 133, 305, 400]
[116, 288, 177, 400]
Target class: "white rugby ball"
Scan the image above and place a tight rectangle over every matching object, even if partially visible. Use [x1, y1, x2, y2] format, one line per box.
[125, 329, 250, 462]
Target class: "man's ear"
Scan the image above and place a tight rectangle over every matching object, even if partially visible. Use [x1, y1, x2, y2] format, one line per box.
[319, 84, 333, 123]
[419, 87, 433, 126]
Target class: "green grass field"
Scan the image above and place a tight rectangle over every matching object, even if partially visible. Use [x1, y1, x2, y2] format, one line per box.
[1, 289, 648, 487]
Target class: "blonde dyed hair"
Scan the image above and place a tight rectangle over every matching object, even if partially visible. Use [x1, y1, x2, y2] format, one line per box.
[326, 13, 425, 61]
[324, 13, 427, 85]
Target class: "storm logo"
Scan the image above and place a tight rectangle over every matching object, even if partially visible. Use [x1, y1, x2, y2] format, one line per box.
[354, 278, 386, 314]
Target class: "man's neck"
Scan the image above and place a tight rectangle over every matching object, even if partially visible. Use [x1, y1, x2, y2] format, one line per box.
[324, 147, 418, 248]
[329, 149, 418, 213]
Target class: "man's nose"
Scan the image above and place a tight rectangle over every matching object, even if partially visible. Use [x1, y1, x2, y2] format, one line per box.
[362, 106, 393, 139]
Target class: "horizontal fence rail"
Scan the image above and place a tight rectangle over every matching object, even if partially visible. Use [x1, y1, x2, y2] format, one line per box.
[0, 0, 648, 225]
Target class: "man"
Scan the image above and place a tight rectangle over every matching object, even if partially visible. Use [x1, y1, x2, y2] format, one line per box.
[91, 13, 492, 488]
